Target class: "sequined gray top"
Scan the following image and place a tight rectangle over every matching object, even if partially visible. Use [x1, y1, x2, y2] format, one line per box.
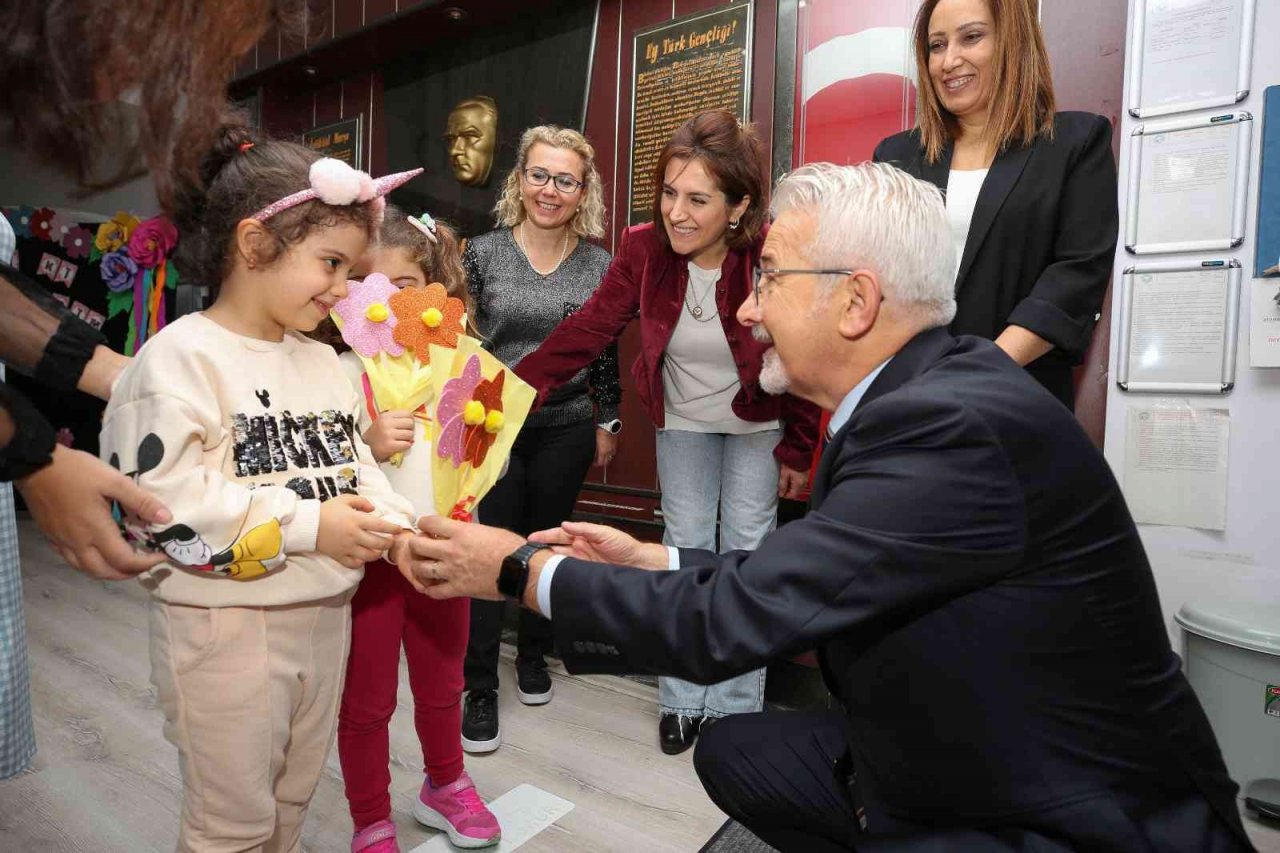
[462, 228, 620, 428]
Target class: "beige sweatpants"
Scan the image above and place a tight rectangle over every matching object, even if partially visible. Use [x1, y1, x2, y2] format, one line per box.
[149, 593, 352, 853]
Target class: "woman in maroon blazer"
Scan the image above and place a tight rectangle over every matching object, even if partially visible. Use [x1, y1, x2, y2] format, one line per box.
[516, 110, 819, 755]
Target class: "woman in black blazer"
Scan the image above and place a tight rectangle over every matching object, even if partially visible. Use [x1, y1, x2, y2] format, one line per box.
[875, 0, 1117, 407]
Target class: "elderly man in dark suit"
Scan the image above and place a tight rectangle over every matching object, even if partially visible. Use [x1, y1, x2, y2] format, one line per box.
[401, 162, 1251, 852]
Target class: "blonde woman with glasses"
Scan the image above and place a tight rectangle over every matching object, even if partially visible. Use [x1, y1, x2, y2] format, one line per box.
[458, 125, 621, 754]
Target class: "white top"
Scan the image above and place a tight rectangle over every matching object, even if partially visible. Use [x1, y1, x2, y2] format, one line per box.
[662, 262, 777, 434]
[945, 168, 989, 279]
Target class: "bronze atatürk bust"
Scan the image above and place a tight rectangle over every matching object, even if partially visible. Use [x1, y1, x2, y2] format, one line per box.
[444, 96, 497, 187]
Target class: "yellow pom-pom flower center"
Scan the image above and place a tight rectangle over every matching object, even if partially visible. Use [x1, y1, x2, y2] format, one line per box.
[421, 307, 444, 328]
[484, 410, 505, 434]
[365, 303, 389, 322]
[463, 400, 486, 426]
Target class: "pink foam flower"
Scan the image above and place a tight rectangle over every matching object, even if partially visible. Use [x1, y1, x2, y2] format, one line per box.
[331, 273, 405, 357]
[435, 355, 484, 466]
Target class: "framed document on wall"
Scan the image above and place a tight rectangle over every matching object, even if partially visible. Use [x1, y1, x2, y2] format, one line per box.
[303, 116, 364, 170]
[628, 2, 754, 226]
[1116, 259, 1241, 394]
[1125, 112, 1252, 255]
[1127, 0, 1257, 118]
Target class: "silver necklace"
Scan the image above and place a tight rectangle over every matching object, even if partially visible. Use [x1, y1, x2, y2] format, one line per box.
[517, 223, 569, 277]
[684, 270, 719, 322]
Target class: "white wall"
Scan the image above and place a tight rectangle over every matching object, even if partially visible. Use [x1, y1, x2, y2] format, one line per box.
[1103, 0, 1280, 646]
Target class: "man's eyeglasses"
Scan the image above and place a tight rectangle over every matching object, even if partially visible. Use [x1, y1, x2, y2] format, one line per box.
[523, 168, 584, 194]
[752, 267, 855, 305]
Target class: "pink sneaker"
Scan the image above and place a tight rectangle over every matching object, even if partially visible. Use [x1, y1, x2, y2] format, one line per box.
[351, 818, 399, 853]
[413, 770, 501, 849]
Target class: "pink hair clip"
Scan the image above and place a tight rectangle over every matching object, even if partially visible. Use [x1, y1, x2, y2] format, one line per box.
[250, 158, 423, 224]
[407, 212, 439, 244]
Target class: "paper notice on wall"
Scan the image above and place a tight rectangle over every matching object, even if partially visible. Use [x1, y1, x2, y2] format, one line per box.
[1249, 279, 1280, 367]
[1123, 401, 1229, 530]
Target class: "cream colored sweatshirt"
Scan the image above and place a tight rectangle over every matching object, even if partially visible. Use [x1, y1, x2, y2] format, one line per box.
[100, 313, 417, 607]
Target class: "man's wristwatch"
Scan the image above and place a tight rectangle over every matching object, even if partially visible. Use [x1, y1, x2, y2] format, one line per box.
[498, 542, 551, 603]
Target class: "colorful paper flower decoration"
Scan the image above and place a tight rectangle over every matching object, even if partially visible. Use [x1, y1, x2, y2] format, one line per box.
[6, 206, 34, 239]
[332, 273, 405, 357]
[436, 355, 508, 468]
[101, 250, 139, 292]
[390, 282, 465, 363]
[127, 216, 178, 268]
[30, 208, 58, 243]
[426, 338, 535, 521]
[94, 211, 141, 253]
[62, 225, 94, 259]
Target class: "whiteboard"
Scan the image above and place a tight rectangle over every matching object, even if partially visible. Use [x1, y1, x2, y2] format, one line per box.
[1125, 112, 1252, 255]
[1116, 260, 1241, 393]
[1127, 0, 1256, 118]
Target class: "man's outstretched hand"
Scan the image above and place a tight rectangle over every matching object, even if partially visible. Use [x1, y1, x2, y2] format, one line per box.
[529, 521, 669, 570]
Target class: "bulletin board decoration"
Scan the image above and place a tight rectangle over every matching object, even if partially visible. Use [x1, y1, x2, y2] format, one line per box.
[91, 212, 181, 355]
[3, 207, 181, 356]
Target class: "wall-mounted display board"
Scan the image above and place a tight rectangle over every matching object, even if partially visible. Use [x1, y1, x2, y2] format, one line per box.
[303, 116, 364, 170]
[1116, 259, 1241, 394]
[1127, 0, 1256, 118]
[1125, 112, 1252, 255]
[628, 2, 753, 226]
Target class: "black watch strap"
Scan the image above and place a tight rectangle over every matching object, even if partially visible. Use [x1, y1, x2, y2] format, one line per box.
[498, 542, 550, 602]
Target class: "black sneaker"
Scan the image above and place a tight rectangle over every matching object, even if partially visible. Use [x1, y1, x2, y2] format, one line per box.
[461, 688, 500, 754]
[515, 661, 553, 705]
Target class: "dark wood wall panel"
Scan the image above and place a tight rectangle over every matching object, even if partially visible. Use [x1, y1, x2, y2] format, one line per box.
[365, 0, 399, 24]
[333, 0, 364, 38]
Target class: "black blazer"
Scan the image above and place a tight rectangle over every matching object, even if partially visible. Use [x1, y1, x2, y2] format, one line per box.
[549, 329, 1248, 851]
[874, 112, 1118, 388]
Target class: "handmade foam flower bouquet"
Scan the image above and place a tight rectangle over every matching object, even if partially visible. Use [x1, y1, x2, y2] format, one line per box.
[330, 273, 468, 465]
[427, 336, 535, 521]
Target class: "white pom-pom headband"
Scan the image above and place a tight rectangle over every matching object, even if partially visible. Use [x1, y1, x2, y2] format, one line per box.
[250, 157, 424, 222]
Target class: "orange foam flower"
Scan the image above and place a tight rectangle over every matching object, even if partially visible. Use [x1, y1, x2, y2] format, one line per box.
[389, 282, 466, 363]
[462, 371, 506, 467]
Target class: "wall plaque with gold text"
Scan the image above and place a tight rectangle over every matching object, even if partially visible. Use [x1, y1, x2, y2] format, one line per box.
[303, 116, 364, 170]
[628, 2, 753, 225]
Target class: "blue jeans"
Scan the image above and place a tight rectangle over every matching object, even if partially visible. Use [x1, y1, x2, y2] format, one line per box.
[654, 428, 779, 718]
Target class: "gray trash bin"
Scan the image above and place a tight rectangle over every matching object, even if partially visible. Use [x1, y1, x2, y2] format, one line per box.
[1177, 601, 1280, 819]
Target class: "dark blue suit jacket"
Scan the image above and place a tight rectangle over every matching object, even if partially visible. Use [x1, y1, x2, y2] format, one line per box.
[549, 328, 1250, 851]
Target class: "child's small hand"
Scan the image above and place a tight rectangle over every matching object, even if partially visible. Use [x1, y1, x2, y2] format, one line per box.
[364, 410, 415, 462]
[316, 495, 403, 569]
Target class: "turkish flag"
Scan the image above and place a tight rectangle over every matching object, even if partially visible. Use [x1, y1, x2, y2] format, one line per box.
[792, 2, 921, 495]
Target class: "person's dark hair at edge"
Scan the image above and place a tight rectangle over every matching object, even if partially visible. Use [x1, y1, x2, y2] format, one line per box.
[0, 0, 303, 212]
[172, 124, 379, 296]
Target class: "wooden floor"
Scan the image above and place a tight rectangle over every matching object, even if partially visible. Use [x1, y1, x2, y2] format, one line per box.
[5, 518, 1280, 853]
[0, 520, 726, 853]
